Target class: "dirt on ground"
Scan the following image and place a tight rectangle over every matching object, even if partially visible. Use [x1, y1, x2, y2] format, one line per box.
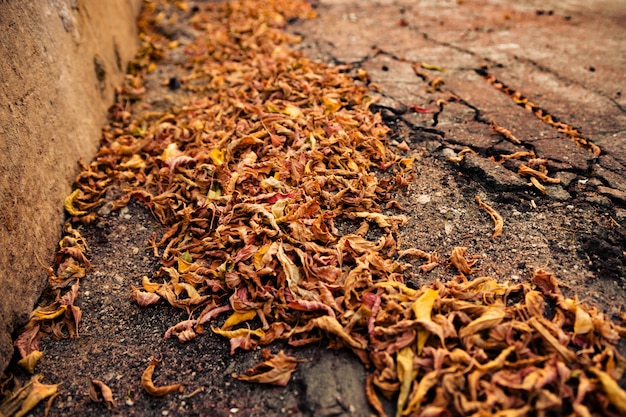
[2, 1, 626, 416]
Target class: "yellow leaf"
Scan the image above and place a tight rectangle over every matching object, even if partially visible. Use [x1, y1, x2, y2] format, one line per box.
[400, 158, 414, 169]
[525, 290, 545, 317]
[474, 345, 516, 372]
[396, 347, 416, 417]
[253, 245, 270, 269]
[282, 104, 303, 119]
[207, 187, 222, 200]
[574, 304, 593, 335]
[211, 327, 265, 339]
[589, 367, 626, 415]
[322, 95, 342, 113]
[173, 282, 200, 299]
[375, 281, 418, 297]
[17, 350, 43, 374]
[142, 276, 161, 293]
[177, 251, 193, 273]
[209, 148, 225, 165]
[412, 288, 439, 354]
[15, 379, 60, 417]
[222, 310, 257, 330]
[119, 154, 145, 169]
[421, 62, 447, 72]
[459, 302, 505, 339]
[175, 1, 189, 11]
[402, 369, 440, 416]
[64, 189, 87, 216]
[353, 212, 409, 228]
[32, 305, 67, 320]
[161, 142, 181, 161]
[310, 316, 365, 350]
[142, 358, 184, 397]
[266, 102, 280, 113]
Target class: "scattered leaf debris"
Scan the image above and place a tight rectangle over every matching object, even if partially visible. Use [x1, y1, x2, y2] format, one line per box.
[0, 375, 60, 417]
[7, 1, 626, 416]
[478, 66, 601, 156]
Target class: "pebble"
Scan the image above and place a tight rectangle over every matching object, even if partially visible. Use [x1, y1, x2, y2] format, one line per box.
[441, 148, 457, 158]
[417, 194, 431, 204]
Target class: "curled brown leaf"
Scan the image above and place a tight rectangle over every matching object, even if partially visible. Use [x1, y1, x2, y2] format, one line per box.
[141, 357, 184, 397]
[475, 195, 503, 238]
[235, 350, 302, 387]
[449, 247, 479, 275]
[89, 379, 115, 410]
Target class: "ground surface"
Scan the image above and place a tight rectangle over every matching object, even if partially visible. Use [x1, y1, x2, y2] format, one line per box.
[3, 1, 626, 416]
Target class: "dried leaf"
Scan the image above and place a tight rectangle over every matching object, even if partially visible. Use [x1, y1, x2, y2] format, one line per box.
[353, 212, 408, 228]
[141, 275, 162, 293]
[141, 357, 184, 397]
[449, 247, 478, 275]
[14, 378, 60, 417]
[459, 302, 505, 339]
[475, 195, 503, 238]
[525, 290, 545, 317]
[64, 189, 88, 216]
[212, 326, 265, 339]
[235, 350, 302, 386]
[412, 288, 439, 354]
[222, 310, 258, 330]
[209, 148, 225, 165]
[402, 369, 440, 416]
[588, 367, 626, 414]
[365, 374, 387, 417]
[165, 319, 198, 342]
[14, 325, 40, 358]
[527, 317, 576, 362]
[572, 302, 593, 335]
[395, 347, 416, 416]
[518, 164, 561, 183]
[490, 121, 521, 144]
[420, 62, 447, 72]
[310, 316, 366, 350]
[89, 380, 115, 410]
[17, 350, 43, 374]
[131, 287, 161, 306]
[446, 148, 476, 163]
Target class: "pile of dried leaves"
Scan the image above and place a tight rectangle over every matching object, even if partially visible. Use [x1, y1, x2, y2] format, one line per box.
[6, 0, 626, 416]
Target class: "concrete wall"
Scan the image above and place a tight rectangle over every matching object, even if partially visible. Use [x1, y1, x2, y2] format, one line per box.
[0, 0, 142, 373]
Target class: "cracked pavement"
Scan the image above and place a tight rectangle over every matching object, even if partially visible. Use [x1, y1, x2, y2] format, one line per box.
[290, 0, 626, 206]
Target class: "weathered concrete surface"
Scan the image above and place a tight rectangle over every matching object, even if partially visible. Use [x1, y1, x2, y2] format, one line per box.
[0, 0, 141, 374]
[293, 0, 626, 202]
